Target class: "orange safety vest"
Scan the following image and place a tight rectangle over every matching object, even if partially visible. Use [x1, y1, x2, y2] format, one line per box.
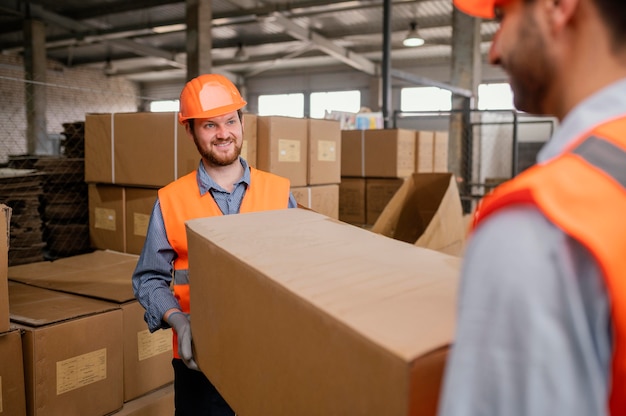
[159, 167, 291, 358]
[472, 115, 626, 415]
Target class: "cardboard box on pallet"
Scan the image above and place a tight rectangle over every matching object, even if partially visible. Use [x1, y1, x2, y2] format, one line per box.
[186, 209, 460, 416]
[0, 204, 10, 333]
[372, 173, 466, 257]
[341, 129, 416, 178]
[256, 116, 308, 187]
[307, 118, 341, 185]
[291, 184, 339, 219]
[415, 131, 449, 173]
[8, 250, 174, 402]
[0, 329, 27, 416]
[85, 112, 199, 188]
[9, 281, 124, 416]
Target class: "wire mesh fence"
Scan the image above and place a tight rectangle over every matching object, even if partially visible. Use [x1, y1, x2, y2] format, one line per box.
[1, 71, 143, 266]
[394, 109, 557, 213]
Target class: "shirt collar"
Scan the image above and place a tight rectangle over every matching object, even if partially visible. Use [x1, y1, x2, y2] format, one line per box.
[537, 78, 626, 163]
[196, 156, 251, 195]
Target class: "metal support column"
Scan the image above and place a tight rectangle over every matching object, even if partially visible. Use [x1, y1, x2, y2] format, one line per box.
[186, 0, 212, 80]
[23, 19, 48, 156]
[381, 0, 392, 128]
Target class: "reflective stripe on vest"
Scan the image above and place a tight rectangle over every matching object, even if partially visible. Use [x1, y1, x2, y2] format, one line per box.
[473, 115, 626, 416]
[159, 167, 291, 358]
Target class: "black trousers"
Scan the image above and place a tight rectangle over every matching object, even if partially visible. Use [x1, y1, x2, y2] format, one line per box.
[172, 358, 235, 416]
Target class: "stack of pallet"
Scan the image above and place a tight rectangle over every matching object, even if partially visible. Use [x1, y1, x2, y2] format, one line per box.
[0, 168, 46, 266]
[34, 156, 90, 259]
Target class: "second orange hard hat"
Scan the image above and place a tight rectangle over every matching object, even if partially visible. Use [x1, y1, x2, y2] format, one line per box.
[178, 74, 247, 124]
[454, 0, 505, 19]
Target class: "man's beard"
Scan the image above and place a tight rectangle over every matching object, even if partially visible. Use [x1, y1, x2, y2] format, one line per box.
[194, 135, 242, 167]
[504, 10, 554, 115]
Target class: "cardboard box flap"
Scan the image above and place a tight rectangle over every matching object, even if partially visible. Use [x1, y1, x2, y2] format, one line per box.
[9, 281, 119, 327]
[371, 173, 466, 256]
[8, 250, 139, 303]
[186, 208, 459, 360]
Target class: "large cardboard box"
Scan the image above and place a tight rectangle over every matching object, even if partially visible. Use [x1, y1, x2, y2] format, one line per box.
[338, 177, 366, 224]
[8, 250, 174, 402]
[85, 112, 199, 187]
[366, 178, 405, 226]
[291, 184, 339, 219]
[256, 116, 308, 187]
[242, 113, 258, 168]
[371, 173, 466, 256]
[307, 118, 341, 185]
[0, 205, 10, 333]
[186, 209, 460, 416]
[0, 329, 27, 416]
[9, 281, 124, 416]
[341, 129, 416, 178]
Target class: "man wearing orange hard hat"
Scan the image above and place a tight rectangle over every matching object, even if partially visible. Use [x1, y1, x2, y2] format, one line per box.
[439, 0, 626, 415]
[133, 74, 297, 416]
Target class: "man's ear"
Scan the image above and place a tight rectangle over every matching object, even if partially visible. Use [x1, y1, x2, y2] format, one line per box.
[184, 121, 193, 137]
[549, 0, 578, 33]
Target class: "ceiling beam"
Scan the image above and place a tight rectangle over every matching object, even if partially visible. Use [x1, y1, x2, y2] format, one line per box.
[15, 3, 185, 69]
[266, 12, 379, 76]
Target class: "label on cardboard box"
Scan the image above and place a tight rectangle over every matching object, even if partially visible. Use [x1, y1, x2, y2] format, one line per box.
[137, 328, 172, 361]
[56, 348, 107, 395]
[133, 213, 150, 237]
[94, 208, 117, 231]
[278, 139, 301, 162]
[317, 140, 337, 162]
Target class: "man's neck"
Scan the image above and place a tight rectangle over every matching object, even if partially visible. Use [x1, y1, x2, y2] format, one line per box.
[202, 158, 244, 193]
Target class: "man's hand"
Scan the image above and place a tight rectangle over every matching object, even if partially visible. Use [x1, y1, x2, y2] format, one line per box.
[167, 311, 200, 371]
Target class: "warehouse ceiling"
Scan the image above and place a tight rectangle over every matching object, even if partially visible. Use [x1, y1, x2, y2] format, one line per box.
[0, 0, 498, 84]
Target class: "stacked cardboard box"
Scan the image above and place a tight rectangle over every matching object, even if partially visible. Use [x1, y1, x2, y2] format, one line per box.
[9, 281, 124, 416]
[339, 129, 450, 228]
[8, 250, 174, 404]
[0, 204, 28, 416]
[88, 184, 158, 255]
[339, 129, 415, 227]
[186, 208, 460, 416]
[290, 118, 341, 219]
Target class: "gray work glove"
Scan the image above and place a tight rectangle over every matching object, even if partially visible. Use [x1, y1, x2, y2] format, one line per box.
[167, 312, 200, 371]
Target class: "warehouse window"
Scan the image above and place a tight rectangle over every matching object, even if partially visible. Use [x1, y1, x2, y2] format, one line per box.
[401, 87, 452, 112]
[150, 100, 179, 112]
[258, 93, 304, 117]
[310, 90, 361, 119]
[478, 83, 514, 110]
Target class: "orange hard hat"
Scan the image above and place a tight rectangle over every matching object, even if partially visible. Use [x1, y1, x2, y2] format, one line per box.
[178, 74, 247, 124]
[454, 0, 502, 19]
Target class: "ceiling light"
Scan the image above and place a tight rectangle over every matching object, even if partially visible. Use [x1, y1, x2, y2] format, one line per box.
[234, 43, 249, 62]
[403, 22, 425, 47]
